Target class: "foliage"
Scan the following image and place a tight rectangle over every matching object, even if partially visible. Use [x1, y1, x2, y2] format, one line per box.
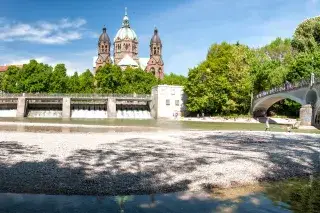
[0, 60, 158, 95]
[161, 73, 187, 86]
[68, 72, 80, 93]
[95, 63, 123, 93]
[119, 67, 158, 94]
[1, 65, 23, 93]
[79, 69, 94, 93]
[292, 16, 320, 53]
[184, 42, 254, 115]
[49, 64, 68, 93]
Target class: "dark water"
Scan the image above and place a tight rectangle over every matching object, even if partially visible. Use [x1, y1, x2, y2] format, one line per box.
[1, 177, 319, 213]
[0, 191, 289, 213]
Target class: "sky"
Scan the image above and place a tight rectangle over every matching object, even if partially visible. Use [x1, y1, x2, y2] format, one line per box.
[0, 0, 320, 76]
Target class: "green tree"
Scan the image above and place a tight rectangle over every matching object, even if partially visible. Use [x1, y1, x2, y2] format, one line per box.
[49, 64, 68, 93]
[19, 60, 52, 93]
[120, 67, 157, 94]
[185, 42, 254, 115]
[1, 65, 23, 93]
[292, 16, 320, 53]
[79, 69, 94, 93]
[161, 73, 187, 86]
[287, 50, 320, 82]
[95, 64, 123, 93]
[67, 72, 80, 93]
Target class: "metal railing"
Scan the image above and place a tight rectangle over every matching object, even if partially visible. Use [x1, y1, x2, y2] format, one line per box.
[254, 78, 311, 100]
[0, 93, 152, 99]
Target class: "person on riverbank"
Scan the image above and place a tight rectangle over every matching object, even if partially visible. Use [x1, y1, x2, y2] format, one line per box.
[265, 117, 270, 131]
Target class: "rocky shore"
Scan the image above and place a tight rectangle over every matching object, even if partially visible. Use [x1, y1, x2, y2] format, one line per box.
[0, 130, 319, 195]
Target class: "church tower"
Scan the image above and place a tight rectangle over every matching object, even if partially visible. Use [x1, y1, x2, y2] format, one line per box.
[146, 27, 164, 79]
[113, 8, 139, 67]
[95, 27, 111, 71]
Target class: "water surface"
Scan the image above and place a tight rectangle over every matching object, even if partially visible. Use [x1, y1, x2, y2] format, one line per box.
[1, 176, 319, 213]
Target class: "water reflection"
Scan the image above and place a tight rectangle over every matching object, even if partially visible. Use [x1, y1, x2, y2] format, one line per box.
[0, 189, 288, 213]
[1, 177, 319, 212]
[264, 176, 320, 213]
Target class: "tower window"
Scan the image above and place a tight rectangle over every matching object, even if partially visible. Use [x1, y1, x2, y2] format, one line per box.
[153, 47, 157, 55]
[150, 67, 155, 75]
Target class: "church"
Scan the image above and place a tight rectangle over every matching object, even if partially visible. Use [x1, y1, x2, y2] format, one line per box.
[93, 8, 164, 79]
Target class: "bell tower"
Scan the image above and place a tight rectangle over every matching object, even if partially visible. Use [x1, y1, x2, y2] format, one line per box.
[146, 27, 164, 79]
[95, 27, 111, 71]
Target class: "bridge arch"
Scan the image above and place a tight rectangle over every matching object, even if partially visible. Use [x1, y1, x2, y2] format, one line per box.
[306, 89, 318, 105]
[253, 93, 305, 116]
[313, 100, 320, 127]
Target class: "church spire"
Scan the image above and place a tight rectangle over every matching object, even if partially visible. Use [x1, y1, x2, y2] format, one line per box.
[122, 7, 130, 28]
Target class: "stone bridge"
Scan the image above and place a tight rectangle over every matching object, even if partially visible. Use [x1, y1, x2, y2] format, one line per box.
[252, 75, 320, 126]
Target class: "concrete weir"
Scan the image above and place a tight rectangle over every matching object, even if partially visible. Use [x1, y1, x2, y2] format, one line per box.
[0, 95, 153, 119]
[0, 85, 187, 119]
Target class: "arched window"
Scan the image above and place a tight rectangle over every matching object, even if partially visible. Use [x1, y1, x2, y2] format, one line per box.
[153, 47, 157, 55]
[157, 47, 160, 54]
[150, 67, 155, 75]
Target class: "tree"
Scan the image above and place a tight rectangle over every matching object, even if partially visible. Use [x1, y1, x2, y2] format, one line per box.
[79, 69, 94, 93]
[119, 67, 158, 94]
[287, 50, 320, 82]
[1, 65, 23, 93]
[94, 64, 123, 93]
[185, 42, 255, 115]
[161, 73, 187, 86]
[67, 72, 80, 93]
[19, 60, 52, 93]
[49, 64, 68, 93]
[292, 16, 320, 53]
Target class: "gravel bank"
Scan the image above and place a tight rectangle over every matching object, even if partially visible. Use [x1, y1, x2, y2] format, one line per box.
[0, 131, 319, 195]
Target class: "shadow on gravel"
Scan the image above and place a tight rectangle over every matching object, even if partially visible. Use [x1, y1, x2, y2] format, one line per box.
[0, 141, 43, 156]
[0, 158, 191, 196]
[182, 133, 320, 183]
[0, 133, 319, 196]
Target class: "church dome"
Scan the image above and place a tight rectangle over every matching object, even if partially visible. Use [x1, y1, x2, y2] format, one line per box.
[99, 27, 110, 44]
[150, 27, 161, 44]
[114, 28, 137, 42]
[114, 8, 138, 42]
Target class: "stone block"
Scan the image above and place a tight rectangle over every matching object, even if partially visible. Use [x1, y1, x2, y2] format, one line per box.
[300, 104, 313, 126]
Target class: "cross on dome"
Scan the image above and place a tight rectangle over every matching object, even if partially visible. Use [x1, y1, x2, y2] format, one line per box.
[122, 7, 130, 28]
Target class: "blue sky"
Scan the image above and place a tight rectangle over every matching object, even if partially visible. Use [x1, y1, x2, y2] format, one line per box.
[0, 0, 320, 75]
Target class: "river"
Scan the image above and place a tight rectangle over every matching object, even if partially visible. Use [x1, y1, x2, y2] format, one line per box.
[0, 176, 319, 213]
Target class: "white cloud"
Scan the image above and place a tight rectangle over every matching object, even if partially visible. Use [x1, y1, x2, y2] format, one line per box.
[0, 18, 87, 44]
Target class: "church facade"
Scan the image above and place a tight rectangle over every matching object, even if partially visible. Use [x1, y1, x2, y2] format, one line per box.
[93, 8, 164, 79]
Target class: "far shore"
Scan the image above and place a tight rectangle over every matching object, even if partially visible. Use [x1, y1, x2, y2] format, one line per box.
[0, 130, 319, 196]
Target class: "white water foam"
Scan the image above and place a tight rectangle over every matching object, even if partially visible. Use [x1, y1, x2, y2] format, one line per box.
[117, 110, 151, 119]
[0, 109, 17, 117]
[27, 110, 62, 118]
[71, 109, 108, 119]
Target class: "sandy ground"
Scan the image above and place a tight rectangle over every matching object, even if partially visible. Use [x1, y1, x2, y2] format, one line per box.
[179, 117, 297, 125]
[0, 130, 319, 196]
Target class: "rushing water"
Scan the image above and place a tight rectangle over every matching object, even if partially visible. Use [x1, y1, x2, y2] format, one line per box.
[27, 110, 62, 118]
[71, 109, 108, 119]
[116, 110, 152, 119]
[1, 176, 319, 213]
[0, 109, 152, 119]
[0, 109, 16, 117]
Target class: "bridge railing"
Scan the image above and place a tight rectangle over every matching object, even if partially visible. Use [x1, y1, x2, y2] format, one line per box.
[0, 93, 151, 99]
[254, 78, 310, 100]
